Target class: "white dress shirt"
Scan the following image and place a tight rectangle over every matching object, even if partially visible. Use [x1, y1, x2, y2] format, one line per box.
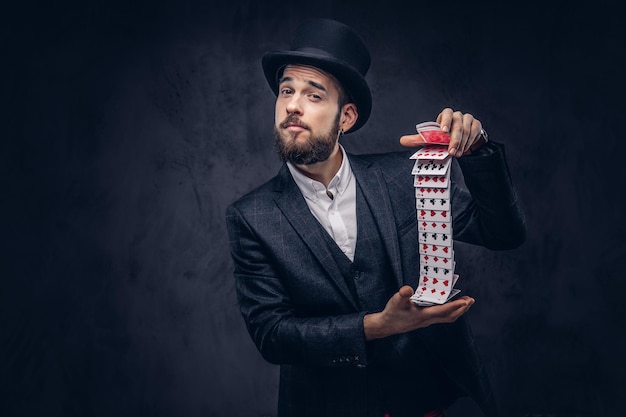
[287, 146, 357, 261]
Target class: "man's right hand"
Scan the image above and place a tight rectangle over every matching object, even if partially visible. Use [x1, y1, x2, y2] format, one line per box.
[363, 285, 475, 341]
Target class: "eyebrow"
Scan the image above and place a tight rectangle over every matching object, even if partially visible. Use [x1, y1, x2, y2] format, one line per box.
[278, 76, 328, 93]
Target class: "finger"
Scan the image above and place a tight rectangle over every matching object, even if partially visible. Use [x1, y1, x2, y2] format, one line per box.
[400, 133, 426, 147]
[395, 285, 415, 309]
[387, 286, 415, 311]
[461, 119, 484, 155]
[422, 296, 475, 324]
[436, 108, 453, 132]
[452, 296, 475, 311]
[398, 285, 414, 298]
[433, 296, 474, 312]
[447, 111, 463, 156]
[471, 119, 482, 147]
[465, 119, 483, 153]
[458, 113, 474, 156]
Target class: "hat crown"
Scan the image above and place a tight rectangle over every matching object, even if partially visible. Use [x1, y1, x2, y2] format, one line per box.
[290, 19, 370, 76]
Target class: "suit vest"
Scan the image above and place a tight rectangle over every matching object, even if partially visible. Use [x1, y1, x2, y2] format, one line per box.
[316, 180, 457, 415]
[320, 180, 396, 314]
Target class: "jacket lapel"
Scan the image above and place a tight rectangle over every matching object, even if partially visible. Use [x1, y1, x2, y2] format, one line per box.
[349, 155, 404, 290]
[272, 164, 360, 310]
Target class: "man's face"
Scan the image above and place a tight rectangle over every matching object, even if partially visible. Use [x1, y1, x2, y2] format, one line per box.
[273, 65, 343, 165]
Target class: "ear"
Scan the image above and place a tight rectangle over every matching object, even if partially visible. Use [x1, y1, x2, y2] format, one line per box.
[339, 103, 358, 132]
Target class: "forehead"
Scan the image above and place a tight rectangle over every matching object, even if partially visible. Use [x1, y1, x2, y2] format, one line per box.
[280, 65, 342, 92]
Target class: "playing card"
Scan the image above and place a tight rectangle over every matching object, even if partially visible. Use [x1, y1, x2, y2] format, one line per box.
[415, 121, 441, 129]
[417, 209, 450, 222]
[418, 231, 453, 246]
[410, 146, 449, 160]
[420, 264, 456, 280]
[411, 273, 460, 306]
[411, 288, 461, 306]
[415, 187, 450, 199]
[412, 285, 450, 304]
[415, 122, 451, 145]
[411, 158, 451, 175]
[418, 220, 452, 234]
[420, 253, 455, 268]
[418, 243, 454, 258]
[413, 173, 450, 188]
[416, 197, 450, 211]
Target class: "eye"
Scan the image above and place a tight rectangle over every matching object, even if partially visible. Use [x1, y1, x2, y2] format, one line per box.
[308, 93, 322, 101]
[279, 87, 293, 95]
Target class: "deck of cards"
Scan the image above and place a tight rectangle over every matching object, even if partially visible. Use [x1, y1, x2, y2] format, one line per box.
[409, 122, 461, 307]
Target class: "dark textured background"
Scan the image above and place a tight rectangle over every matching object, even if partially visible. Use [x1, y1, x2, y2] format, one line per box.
[2, 1, 624, 416]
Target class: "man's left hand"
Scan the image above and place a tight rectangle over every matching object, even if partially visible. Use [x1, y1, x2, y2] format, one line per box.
[399, 107, 487, 157]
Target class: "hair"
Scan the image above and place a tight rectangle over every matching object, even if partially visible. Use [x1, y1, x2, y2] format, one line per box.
[336, 83, 350, 109]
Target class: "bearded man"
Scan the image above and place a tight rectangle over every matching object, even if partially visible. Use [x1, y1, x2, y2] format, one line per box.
[226, 18, 526, 417]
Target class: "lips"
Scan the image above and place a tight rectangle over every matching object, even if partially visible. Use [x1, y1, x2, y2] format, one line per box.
[284, 123, 308, 131]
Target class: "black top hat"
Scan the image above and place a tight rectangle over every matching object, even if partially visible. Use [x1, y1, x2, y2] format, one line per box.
[262, 18, 372, 133]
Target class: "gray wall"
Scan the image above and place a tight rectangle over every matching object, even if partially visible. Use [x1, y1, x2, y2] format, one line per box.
[3, 1, 624, 416]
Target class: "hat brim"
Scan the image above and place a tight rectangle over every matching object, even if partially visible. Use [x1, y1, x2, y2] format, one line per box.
[262, 50, 372, 133]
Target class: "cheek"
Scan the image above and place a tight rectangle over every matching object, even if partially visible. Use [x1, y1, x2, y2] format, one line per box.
[316, 110, 339, 132]
[275, 99, 288, 120]
[274, 104, 281, 124]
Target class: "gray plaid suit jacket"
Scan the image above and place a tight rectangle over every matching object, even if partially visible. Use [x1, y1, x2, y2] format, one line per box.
[226, 143, 526, 417]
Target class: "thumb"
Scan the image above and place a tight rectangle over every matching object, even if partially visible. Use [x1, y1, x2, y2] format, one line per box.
[398, 285, 414, 298]
[400, 134, 426, 147]
[387, 285, 414, 310]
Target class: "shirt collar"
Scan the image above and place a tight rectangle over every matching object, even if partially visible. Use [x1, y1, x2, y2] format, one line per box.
[287, 145, 353, 201]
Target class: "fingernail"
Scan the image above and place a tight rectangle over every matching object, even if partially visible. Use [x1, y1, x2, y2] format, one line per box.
[449, 148, 457, 156]
[442, 125, 449, 132]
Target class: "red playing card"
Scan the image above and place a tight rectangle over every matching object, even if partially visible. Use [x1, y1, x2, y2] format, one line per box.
[415, 121, 451, 145]
[410, 145, 449, 161]
[418, 130, 451, 144]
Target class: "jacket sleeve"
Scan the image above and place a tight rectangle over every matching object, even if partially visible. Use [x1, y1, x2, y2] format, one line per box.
[225, 203, 369, 368]
[451, 141, 527, 249]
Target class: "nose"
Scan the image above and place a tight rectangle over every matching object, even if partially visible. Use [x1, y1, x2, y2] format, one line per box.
[285, 94, 302, 115]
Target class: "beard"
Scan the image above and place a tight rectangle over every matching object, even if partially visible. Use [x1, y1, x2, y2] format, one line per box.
[273, 113, 341, 165]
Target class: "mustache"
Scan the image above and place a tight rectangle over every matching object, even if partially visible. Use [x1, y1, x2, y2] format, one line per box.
[279, 115, 310, 130]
